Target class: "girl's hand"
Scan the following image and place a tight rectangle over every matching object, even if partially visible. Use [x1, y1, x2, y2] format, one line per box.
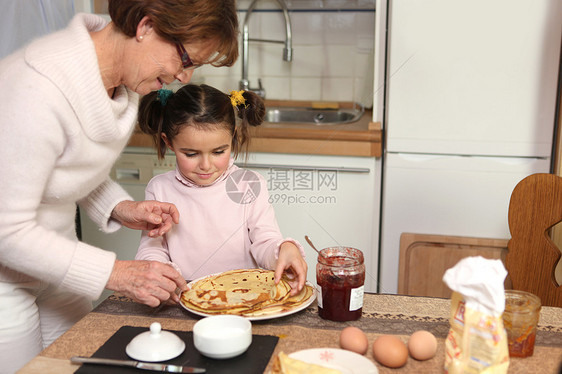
[106, 260, 187, 307]
[274, 242, 308, 295]
[112, 200, 180, 237]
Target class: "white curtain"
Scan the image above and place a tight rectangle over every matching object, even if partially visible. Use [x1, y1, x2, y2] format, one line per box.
[0, 0, 76, 58]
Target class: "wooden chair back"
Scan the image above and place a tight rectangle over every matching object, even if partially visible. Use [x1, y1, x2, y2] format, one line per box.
[505, 173, 562, 307]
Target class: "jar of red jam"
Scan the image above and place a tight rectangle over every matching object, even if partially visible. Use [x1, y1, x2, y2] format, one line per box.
[316, 247, 365, 321]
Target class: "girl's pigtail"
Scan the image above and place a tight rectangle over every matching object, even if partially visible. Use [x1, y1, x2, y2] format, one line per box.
[231, 90, 265, 158]
[237, 90, 265, 127]
[138, 90, 172, 159]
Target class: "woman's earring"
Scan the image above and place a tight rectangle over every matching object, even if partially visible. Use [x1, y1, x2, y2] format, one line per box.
[139, 35, 144, 41]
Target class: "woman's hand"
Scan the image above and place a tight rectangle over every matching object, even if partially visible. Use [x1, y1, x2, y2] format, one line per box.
[112, 200, 180, 237]
[274, 242, 308, 295]
[106, 260, 188, 307]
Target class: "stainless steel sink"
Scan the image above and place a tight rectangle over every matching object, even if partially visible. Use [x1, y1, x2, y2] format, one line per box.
[264, 103, 364, 125]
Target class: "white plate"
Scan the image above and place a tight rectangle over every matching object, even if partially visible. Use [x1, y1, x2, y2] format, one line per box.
[180, 273, 316, 321]
[289, 348, 378, 374]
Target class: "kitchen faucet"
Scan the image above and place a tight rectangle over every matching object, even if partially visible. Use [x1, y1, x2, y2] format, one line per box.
[239, 0, 293, 98]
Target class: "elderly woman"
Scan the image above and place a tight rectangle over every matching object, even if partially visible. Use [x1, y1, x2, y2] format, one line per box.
[0, 1, 238, 372]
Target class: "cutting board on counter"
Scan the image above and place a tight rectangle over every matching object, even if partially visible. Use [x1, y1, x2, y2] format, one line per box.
[398, 233, 509, 298]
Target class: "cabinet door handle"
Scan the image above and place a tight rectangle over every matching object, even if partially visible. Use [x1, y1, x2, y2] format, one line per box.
[115, 168, 141, 181]
[238, 163, 370, 173]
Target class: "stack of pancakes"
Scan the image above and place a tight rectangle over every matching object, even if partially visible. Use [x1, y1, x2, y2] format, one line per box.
[181, 269, 313, 317]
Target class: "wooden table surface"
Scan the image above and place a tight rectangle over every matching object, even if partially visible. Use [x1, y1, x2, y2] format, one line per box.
[18, 293, 562, 374]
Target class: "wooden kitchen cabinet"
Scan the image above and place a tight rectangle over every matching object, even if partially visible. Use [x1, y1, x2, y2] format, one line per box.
[247, 119, 381, 157]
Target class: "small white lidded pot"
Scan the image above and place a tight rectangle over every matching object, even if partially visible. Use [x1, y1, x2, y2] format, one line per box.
[193, 315, 252, 359]
[126, 322, 185, 362]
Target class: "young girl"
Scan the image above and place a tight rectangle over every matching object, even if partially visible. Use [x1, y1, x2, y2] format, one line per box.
[136, 84, 308, 294]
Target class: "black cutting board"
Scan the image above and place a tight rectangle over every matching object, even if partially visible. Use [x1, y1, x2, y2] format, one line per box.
[75, 326, 279, 374]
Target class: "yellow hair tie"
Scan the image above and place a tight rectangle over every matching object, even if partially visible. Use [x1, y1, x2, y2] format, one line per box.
[229, 90, 247, 108]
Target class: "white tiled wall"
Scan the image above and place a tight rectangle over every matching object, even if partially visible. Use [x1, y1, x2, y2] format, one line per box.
[194, 1, 375, 107]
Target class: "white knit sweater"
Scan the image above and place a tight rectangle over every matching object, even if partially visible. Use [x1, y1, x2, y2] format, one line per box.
[0, 14, 138, 299]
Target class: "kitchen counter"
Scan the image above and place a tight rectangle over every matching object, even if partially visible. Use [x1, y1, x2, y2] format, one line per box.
[127, 100, 382, 157]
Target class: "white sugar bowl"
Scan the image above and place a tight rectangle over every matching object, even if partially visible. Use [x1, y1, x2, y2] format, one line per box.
[193, 315, 252, 359]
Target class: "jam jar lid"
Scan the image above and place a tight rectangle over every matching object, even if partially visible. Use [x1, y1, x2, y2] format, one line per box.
[317, 246, 364, 267]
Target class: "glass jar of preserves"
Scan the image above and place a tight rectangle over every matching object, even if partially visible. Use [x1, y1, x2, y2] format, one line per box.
[316, 247, 365, 321]
[502, 290, 541, 357]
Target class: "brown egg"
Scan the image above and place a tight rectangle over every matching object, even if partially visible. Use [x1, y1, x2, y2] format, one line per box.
[339, 326, 369, 355]
[372, 335, 408, 368]
[408, 330, 437, 361]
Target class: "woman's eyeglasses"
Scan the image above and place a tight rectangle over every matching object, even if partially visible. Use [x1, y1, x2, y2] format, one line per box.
[175, 43, 200, 71]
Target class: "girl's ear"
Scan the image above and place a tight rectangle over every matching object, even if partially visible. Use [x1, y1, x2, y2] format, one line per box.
[161, 133, 173, 150]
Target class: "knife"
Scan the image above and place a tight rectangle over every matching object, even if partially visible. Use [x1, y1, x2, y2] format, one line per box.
[70, 356, 205, 373]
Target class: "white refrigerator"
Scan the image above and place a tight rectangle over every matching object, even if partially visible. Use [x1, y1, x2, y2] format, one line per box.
[377, 0, 562, 294]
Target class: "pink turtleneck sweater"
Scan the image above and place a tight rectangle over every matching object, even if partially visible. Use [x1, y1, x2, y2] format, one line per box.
[135, 161, 304, 281]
